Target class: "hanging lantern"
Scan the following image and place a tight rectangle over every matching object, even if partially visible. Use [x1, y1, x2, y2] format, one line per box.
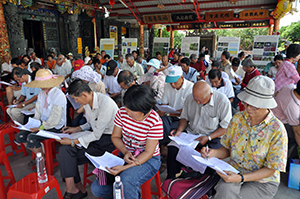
[273, 0, 292, 19]
[109, 0, 115, 8]
[166, 26, 171, 32]
[148, 24, 153, 29]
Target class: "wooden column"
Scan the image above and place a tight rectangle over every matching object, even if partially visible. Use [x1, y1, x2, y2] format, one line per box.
[158, 29, 162, 37]
[0, 3, 11, 60]
[268, 25, 273, 35]
[139, 24, 144, 58]
[274, 19, 280, 32]
[170, 29, 174, 49]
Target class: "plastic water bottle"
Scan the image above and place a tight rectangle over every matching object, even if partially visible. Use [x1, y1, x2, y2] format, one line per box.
[36, 152, 48, 183]
[113, 176, 124, 199]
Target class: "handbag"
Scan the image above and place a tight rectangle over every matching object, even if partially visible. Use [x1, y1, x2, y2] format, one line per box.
[162, 168, 220, 199]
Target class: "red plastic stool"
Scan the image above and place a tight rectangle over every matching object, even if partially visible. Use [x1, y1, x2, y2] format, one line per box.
[141, 171, 163, 199]
[0, 151, 16, 199]
[0, 101, 8, 123]
[31, 139, 59, 175]
[0, 123, 27, 157]
[83, 148, 120, 188]
[7, 173, 63, 199]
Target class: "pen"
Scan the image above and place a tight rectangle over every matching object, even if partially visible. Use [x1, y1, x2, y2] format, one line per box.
[206, 144, 209, 160]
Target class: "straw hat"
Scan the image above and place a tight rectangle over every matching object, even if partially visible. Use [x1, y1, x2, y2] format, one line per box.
[237, 75, 277, 109]
[25, 69, 64, 88]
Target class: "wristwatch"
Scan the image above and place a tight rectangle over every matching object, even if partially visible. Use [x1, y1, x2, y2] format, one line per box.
[207, 135, 212, 141]
[71, 139, 75, 147]
[238, 173, 244, 184]
[22, 103, 25, 107]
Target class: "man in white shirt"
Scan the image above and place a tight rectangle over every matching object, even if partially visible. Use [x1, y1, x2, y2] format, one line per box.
[211, 61, 229, 80]
[103, 60, 122, 107]
[123, 54, 144, 79]
[158, 65, 194, 146]
[28, 52, 42, 72]
[117, 55, 126, 70]
[206, 69, 234, 103]
[167, 81, 232, 179]
[1, 55, 13, 82]
[53, 54, 72, 82]
[57, 79, 118, 198]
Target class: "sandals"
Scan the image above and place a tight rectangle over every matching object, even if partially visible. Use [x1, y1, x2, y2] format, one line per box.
[63, 190, 88, 199]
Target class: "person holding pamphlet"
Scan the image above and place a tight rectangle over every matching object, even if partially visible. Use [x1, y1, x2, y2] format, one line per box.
[91, 84, 163, 199]
[14, 69, 67, 166]
[56, 79, 117, 199]
[201, 76, 288, 199]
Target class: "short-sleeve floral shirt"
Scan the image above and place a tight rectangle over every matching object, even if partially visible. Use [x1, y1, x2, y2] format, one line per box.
[221, 111, 288, 183]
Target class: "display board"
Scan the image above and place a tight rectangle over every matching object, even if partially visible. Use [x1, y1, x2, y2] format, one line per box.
[216, 36, 240, 59]
[252, 35, 280, 65]
[100, 38, 115, 59]
[181, 37, 200, 57]
[109, 25, 118, 46]
[152, 37, 170, 57]
[122, 38, 138, 56]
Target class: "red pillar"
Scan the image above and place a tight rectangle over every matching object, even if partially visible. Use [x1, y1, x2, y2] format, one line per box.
[170, 28, 174, 48]
[0, 3, 11, 60]
[139, 24, 144, 59]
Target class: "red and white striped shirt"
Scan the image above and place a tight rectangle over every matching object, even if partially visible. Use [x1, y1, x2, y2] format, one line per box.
[114, 107, 163, 156]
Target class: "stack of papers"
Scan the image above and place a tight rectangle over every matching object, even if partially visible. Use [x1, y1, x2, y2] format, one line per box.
[7, 105, 17, 108]
[85, 152, 125, 173]
[21, 109, 35, 115]
[156, 105, 179, 114]
[192, 155, 239, 175]
[0, 81, 13, 86]
[169, 133, 199, 149]
[13, 118, 41, 131]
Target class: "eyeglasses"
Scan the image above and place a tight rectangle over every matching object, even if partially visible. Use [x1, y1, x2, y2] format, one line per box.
[241, 102, 259, 110]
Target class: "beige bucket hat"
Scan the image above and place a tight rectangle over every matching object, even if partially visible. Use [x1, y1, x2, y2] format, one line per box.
[25, 69, 64, 88]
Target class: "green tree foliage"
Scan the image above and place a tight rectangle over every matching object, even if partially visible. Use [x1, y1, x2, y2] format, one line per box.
[154, 27, 185, 48]
[279, 20, 300, 50]
[210, 28, 268, 51]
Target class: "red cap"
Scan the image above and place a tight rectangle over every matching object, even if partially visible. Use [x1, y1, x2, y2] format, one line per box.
[74, 59, 85, 71]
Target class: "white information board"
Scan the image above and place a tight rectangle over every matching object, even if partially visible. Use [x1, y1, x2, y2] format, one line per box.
[252, 35, 280, 66]
[122, 38, 138, 56]
[152, 37, 170, 57]
[181, 37, 200, 57]
[216, 37, 240, 59]
[100, 38, 115, 59]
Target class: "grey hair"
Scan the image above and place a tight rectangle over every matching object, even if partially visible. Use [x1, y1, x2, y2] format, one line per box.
[189, 54, 197, 60]
[125, 53, 134, 60]
[241, 58, 255, 68]
[118, 54, 124, 58]
[137, 56, 143, 61]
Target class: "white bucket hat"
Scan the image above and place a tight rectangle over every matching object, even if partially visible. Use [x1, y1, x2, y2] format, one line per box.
[237, 75, 277, 109]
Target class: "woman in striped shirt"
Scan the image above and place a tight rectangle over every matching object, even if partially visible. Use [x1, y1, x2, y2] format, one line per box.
[92, 84, 163, 199]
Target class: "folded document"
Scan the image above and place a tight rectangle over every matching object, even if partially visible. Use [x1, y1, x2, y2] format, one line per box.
[169, 133, 199, 149]
[13, 117, 41, 131]
[85, 152, 125, 173]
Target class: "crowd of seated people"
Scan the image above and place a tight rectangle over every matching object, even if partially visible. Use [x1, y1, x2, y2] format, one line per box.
[0, 44, 299, 199]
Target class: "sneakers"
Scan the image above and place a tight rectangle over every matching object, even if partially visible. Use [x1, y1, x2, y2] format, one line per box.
[13, 139, 21, 146]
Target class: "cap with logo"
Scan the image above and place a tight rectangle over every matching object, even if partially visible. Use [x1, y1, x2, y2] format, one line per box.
[106, 60, 118, 76]
[165, 65, 183, 83]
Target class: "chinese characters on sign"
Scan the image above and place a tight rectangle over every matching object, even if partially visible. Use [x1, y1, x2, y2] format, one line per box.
[205, 11, 233, 21]
[172, 13, 197, 22]
[77, 38, 82, 54]
[239, 9, 269, 19]
[217, 20, 269, 28]
[143, 14, 172, 24]
[172, 23, 214, 30]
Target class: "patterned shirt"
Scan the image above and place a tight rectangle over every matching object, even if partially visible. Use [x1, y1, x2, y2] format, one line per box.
[114, 108, 163, 156]
[221, 111, 288, 183]
[275, 60, 300, 93]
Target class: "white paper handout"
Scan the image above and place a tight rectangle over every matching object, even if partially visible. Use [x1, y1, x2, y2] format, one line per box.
[66, 93, 81, 110]
[169, 133, 199, 149]
[7, 105, 17, 108]
[0, 81, 13, 86]
[21, 108, 35, 115]
[229, 68, 238, 78]
[13, 117, 41, 131]
[156, 105, 179, 114]
[192, 155, 239, 175]
[85, 151, 125, 173]
[36, 130, 72, 140]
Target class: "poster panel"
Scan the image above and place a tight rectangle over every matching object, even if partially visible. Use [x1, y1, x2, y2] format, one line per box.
[100, 38, 115, 59]
[216, 36, 240, 59]
[109, 25, 118, 46]
[152, 37, 170, 57]
[122, 38, 138, 56]
[252, 35, 279, 66]
[181, 37, 200, 57]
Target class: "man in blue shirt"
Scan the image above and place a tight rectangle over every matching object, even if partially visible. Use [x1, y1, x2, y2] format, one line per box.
[181, 57, 199, 83]
[6, 67, 41, 124]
